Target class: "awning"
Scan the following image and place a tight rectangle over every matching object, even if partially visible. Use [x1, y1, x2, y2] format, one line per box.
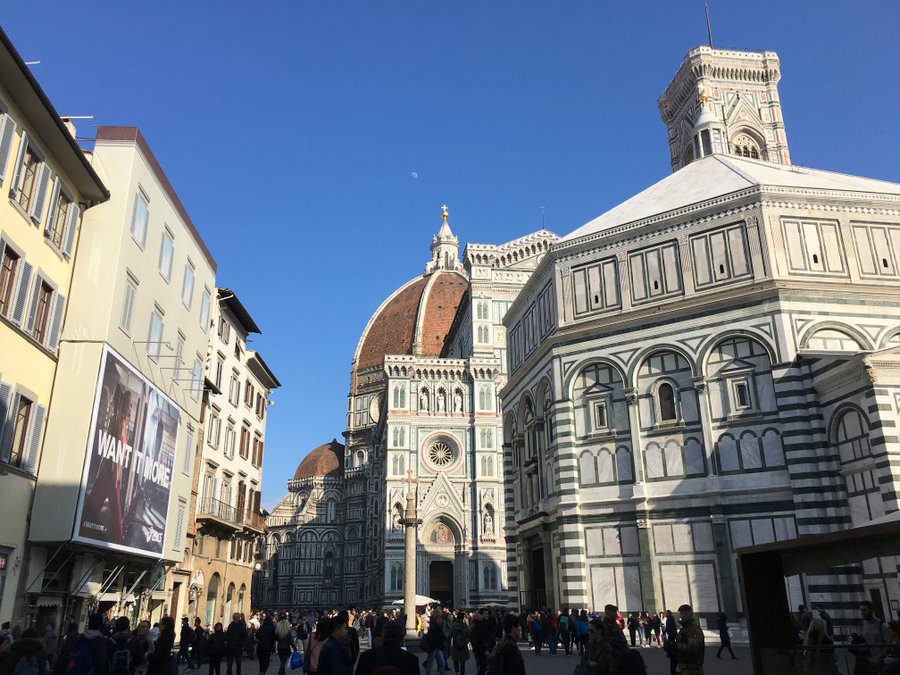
[736, 510, 900, 575]
[391, 595, 440, 606]
[34, 596, 63, 610]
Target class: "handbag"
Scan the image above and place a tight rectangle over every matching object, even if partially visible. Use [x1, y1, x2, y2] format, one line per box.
[289, 651, 304, 670]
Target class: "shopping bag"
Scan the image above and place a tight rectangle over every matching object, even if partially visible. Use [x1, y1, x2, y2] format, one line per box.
[289, 651, 304, 670]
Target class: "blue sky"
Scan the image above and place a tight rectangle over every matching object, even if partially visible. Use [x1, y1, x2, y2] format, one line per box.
[7, 1, 899, 506]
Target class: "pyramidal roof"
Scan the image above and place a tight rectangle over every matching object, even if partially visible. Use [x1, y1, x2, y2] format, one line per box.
[561, 154, 900, 243]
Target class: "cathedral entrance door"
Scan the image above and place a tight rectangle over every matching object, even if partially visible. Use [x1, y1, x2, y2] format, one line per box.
[429, 560, 453, 607]
[530, 548, 546, 610]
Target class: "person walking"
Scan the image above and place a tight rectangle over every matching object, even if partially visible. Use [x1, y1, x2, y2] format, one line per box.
[422, 612, 447, 675]
[109, 617, 144, 675]
[225, 614, 247, 675]
[449, 612, 469, 675]
[575, 611, 589, 658]
[5, 627, 48, 675]
[716, 614, 737, 660]
[179, 619, 195, 670]
[485, 615, 524, 675]
[54, 614, 111, 675]
[670, 605, 704, 675]
[627, 615, 638, 648]
[303, 618, 329, 675]
[582, 619, 612, 675]
[207, 625, 226, 675]
[352, 621, 418, 675]
[255, 616, 275, 675]
[529, 613, 543, 656]
[558, 611, 571, 656]
[468, 611, 493, 675]
[316, 618, 350, 675]
[146, 617, 175, 675]
[274, 616, 293, 675]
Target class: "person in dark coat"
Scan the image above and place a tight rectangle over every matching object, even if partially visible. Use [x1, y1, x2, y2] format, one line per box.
[108, 617, 144, 675]
[147, 617, 175, 675]
[317, 619, 350, 675]
[4, 627, 47, 675]
[207, 624, 226, 675]
[469, 611, 494, 675]
[54, 614, 110, 675]
[353, 621, 419, 675]
[486, 614, 524, 675]
[716, 614, 737, 660]
[422, 613, 448, 674]
[179, 618, 195, 668]
[225, 615, 247, 675]
[255, 617, 276, 675]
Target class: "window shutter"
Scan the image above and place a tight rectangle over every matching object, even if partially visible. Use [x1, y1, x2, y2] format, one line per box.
[30, 165, 52, 222]
[8, 131, 26, 198]
[24, 273, 42, 334]
[62, 203, 80, 257]
[0, 115, 17, 182]
[0, 392, 19, 463]
[0, 382, 11, 463]
[44, 179, 60, 237]
[23, 404, 45, 474]
[11, 260, 33, 326]
[46, 292, 65, 352]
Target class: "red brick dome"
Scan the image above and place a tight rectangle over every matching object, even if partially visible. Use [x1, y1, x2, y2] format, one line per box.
[355, 271, 468, 372]
[293, 439, 344, 480]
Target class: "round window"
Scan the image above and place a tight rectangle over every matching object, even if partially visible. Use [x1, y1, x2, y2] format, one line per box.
[425, 438, 458, 471]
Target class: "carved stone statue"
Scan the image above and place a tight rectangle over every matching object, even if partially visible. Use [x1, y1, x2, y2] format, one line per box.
[420, 389, 429, 412]
[453, 389, 463, 413]
[436, 389, 446, 413]
[483, 510, 494, 536]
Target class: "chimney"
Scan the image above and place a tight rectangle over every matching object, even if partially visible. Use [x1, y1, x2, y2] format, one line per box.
[60, 117, 77, 139]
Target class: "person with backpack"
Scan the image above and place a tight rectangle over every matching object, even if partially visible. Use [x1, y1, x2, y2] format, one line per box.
[108, 617, 144, 675]
[255, 617, 275, 675]
[206, 625, 226, 675]
[529, 613, 542, 656]
[5, 627, 47, 675]
[558, 611, 571, 656]
[485, 614, 523, 675]
[273, 616, 293, 675]
[575, 612, 589, 657]
[448, 612, 469, 675]
[352, 620, 418, 675]
[55, 614, 110, 675]
[145, 618, 174, 675]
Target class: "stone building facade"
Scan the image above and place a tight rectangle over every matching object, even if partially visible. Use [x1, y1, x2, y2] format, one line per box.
[262, 211, 556, 609]
[500, 46, 900, 628]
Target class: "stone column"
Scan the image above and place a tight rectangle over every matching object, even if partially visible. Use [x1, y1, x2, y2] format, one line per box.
[401, 471, 422, 638]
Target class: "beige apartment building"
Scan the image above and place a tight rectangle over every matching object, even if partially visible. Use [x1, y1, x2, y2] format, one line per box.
[28, 126, 216, 629]
[0, 29, 109, 625]
[183, 289, 278, 625]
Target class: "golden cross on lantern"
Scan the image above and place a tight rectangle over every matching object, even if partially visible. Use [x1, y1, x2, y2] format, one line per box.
[441, 204, 449, 220]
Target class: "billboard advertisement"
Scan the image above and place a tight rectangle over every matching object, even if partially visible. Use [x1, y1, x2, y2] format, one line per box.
[73, 345, 180, 557]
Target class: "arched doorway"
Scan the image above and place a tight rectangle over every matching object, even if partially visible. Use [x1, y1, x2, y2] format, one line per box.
[424, 517, 460, 606]
[205, 574, 219, 627]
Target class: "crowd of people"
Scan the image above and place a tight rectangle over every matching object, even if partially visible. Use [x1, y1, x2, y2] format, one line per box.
[0, 603, 710, 675]
[4, 600, 899, 675]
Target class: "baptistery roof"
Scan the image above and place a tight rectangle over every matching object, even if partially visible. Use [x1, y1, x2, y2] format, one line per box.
[293, 439, 344, 480]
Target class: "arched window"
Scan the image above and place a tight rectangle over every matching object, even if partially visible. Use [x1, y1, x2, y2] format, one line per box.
[325, 500, 336, 523]
[657, 383, 677, 421]
[323, 552, 335, 583]
[731, 132, 763, 161]
[834, 408, 871, 463]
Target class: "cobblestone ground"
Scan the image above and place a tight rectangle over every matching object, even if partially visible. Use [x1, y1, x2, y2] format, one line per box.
[209, 642, 753, 675]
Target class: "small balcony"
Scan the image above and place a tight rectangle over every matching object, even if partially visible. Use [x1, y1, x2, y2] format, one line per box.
[196, 497, 240, 530]
[243, 510, 266, 533]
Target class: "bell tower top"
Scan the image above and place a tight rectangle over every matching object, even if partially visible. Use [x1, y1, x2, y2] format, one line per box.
[425, 204, 462, 274]
[658, 46, 791, 172]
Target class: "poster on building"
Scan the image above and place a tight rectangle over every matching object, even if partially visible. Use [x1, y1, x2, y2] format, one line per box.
[73, 346, 180, 557]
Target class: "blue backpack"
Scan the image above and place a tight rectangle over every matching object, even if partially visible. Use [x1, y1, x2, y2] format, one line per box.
[65, 637, 97, 675]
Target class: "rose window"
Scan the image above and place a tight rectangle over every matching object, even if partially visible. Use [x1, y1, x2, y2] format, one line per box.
[429, 441, 454, 467]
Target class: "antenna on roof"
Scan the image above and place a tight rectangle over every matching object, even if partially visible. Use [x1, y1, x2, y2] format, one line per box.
[540, 205, 545, 228]
[25, 60, 41, 66]
[705, 2, 714, 48]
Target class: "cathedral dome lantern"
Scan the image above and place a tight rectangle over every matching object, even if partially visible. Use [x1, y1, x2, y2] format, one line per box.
[426, 205, 462, 274]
